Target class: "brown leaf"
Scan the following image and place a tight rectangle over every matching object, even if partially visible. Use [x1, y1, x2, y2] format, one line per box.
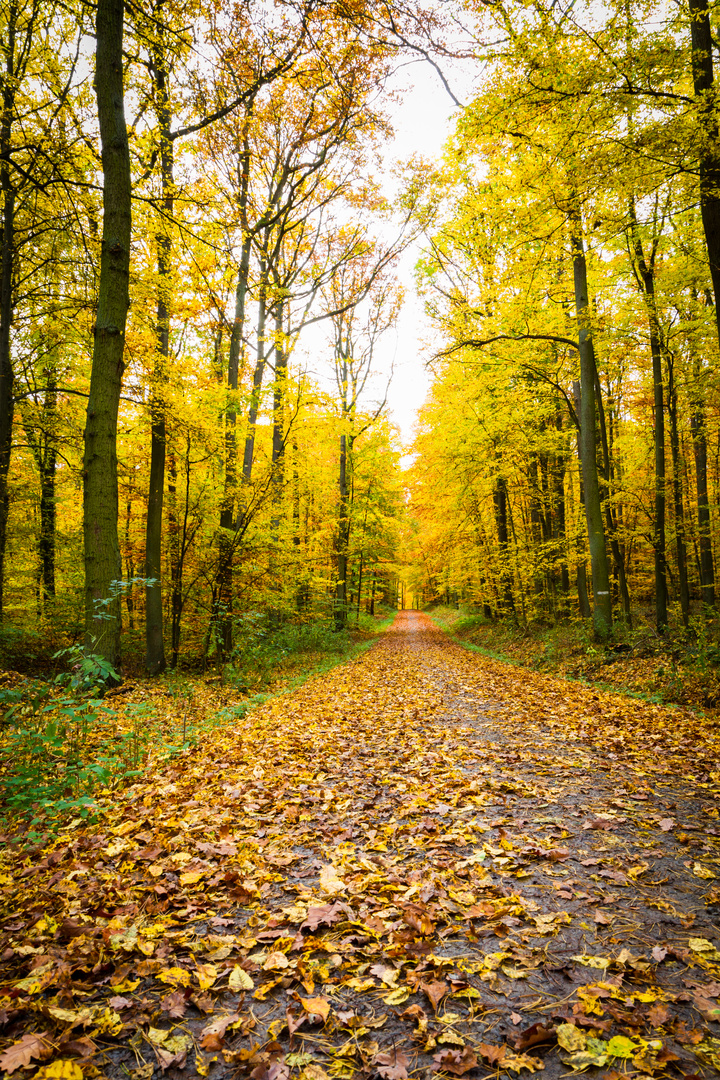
[510, 1023, 555, 1051]
[161, 990, 188, 1017]
[647, 1002, 670, 1027]
[200, 1012, 240, 1050]
[374, 1049, 410, 1080]
[402, 904, 435, 936]
[301, 903, 345, 931]
[478, 1044, 506, 1065]
[433, 1047, 478, 1076]
[0, 1033, 51, 1074]
[421, 979, 448, 1012]
[658, 819, 675, 831]
[154, 1046, 188, 1072]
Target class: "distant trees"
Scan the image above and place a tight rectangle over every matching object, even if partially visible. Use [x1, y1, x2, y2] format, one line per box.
[408, 0, 720, 636]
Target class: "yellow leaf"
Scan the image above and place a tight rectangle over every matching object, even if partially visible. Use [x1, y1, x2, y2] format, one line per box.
[157, 967, 191, 987]
[689, 938, 716, 952]
[301, 996, 332, 1021]
[228, 966, 254, 991]
[196, 963, 219, 990]
[572, 954, 610, 970]
[557, 1024, 586, 1053]
[503, 1051, 545, 1073]
[46, 1006, 93, 1026]
[147, 1027, 170, 1046]
[345, 977, 375, 992]
[180, 870, 205, 885]
[693, 863, 717, 880]
[35, 1062, 83, 1080]
[383, 987, 410, 1005]
[319, 864, 346, 894]
[263, 951, 289, 971]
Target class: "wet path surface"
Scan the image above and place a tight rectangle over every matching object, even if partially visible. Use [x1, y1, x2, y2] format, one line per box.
[2, 611, 720, 1078]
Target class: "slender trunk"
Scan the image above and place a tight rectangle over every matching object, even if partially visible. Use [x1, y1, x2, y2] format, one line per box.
[369, 569, 376, 615]
[691, 355, 715, 608]
[573, 380, 593, 621]
[124, 498, 134, 629]
[38, 365, 57, 604]
[241, 252, 268, 486]
[83, 0, 131, 673]
[167, 448, 181, 668]
[144, 30, 173, 675]
[271, 299, 286, 526]
[570, 212, 612, 637]
[690, 0, 720, 346]
[215, 116, 253, 659]
[668, 356, 690, 625]
[493, 472, 515, 615]
[629, 205, 667, 629]
[335, 427, 349, 629]
[0, 5, 17, 621]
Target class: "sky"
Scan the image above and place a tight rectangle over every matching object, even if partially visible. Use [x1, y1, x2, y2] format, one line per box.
[379, 61, 463, 448]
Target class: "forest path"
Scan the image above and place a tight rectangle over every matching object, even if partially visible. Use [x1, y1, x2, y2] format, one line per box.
[2, 611, 720, 1078]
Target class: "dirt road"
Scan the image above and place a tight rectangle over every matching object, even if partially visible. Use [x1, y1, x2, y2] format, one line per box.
[2, 611, 720, 1078]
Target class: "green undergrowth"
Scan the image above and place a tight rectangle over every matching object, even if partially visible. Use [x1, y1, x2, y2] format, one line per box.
[0, 610, 395, 838]
[428, 603, 720, 714]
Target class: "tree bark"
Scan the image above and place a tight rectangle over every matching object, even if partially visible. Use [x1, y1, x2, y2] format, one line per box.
[691, 353, 715, 608]
[690, 0, 720, 346]
[493, 472, 515, 615]
[629, 205, 667, 630]
[144, 25, 173, 675]
[667, 354, 690, 625]
[570, 213, 612, 638]
[0, 2, 18, 621]
[83, 0, 131, 671]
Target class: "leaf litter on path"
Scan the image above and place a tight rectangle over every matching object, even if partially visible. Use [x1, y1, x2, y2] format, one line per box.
[2, 611, 720, 1079]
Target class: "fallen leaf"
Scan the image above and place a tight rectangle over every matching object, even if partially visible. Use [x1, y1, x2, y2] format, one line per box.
[432, 1046, 478, 1075]
[374, 1049, 410, 1079]
[421, 979, 448, 1011]
[0, 1033, 51, 1074]
[229, 966, 254, 991]
[300, 996, 331, 1022]
[478, 1044, 507, 1065]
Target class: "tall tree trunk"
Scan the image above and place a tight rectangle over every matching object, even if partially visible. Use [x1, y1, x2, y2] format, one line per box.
[629, 204, 667, 629]
[691, 353, 715, 608]
[667, 355, 690, 625]
[144, 28, 173, 675]
[570, 213, 612, 638]
[214, 114, 253, 659]
[271, 300, 286, 518]
[38, 361, 57, 605]
[690, 0, 720, 346]
[83, 0, 131, 672]
[0, 2, 18, 622]
[493, 472, 515, 615]
[335, 425, 349, 630]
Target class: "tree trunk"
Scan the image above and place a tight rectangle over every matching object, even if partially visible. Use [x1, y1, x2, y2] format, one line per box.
[0, 3, 18, 622]
[570, 213, 612, 637]
[690, 0, 720, 346]
[83, 0, 131, 672]
[144, 34, 173, 675]
[629, 206, 667, 629]
[667, 355, 690, 625]
[335, 427, 349, 630]
[493, 472, 515, 615]
[691, 353, 715, 608]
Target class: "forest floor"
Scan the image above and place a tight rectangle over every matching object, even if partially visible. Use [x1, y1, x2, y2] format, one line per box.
[2, 611, 720, 1080]
[429, 608, 720, 717]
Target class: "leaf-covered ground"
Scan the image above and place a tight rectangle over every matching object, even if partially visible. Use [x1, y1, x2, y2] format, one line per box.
[2, 611, 720, 1080]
